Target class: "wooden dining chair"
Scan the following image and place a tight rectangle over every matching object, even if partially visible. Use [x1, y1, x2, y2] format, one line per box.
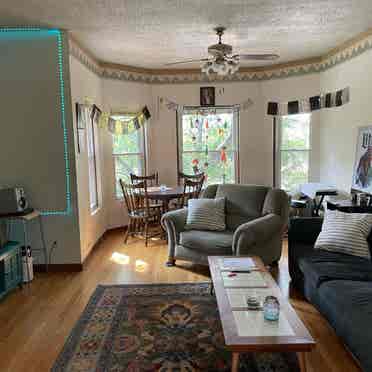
[174, 176, 205, 209]
[120, 179, 162, 246]
[130, 172, 159, 187]
[130, 172, 162, 211]
[178, 171, 204, 185]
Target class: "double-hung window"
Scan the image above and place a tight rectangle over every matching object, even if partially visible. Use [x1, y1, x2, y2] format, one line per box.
[276, 114, 311, 192]
[86, 108, 100, 212]
[178, 107, 239, 184]
[112, 115, 147, 198]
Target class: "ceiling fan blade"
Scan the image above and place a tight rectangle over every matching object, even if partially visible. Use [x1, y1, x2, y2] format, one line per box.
[164, 58, 210, 66]
[235, 54, 279, 61]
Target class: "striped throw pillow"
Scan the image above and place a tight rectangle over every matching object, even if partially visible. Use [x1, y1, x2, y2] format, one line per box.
[185, 198, 226, 231]
[315, 210, 372, 259]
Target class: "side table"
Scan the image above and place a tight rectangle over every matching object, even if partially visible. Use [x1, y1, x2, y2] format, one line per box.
[0, 210, 49, 272]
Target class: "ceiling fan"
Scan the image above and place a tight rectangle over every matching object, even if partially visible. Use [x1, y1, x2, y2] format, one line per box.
[165, 27, 279, 76]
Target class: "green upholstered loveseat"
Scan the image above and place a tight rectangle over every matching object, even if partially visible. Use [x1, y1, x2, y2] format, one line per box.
[161, 184, 290, 266]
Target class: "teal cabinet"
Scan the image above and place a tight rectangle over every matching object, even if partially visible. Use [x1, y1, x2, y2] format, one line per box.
[0, 241, 23, 300]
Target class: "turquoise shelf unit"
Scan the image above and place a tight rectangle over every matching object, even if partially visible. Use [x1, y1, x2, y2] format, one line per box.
[0, 241, 23, 300]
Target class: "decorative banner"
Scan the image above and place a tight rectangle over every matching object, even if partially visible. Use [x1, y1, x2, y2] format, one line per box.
[77, 103, 151, 134]
[159, 97, 254, 112]
[267, 87, 350, 116]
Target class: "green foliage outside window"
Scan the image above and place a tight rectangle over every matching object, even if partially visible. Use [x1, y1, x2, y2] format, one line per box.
[113, 118, 145, 198]
[279, 114, 311, 192]
[180, 109, 238, 184]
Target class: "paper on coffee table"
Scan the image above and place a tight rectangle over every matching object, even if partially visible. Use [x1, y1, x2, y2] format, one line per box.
[219, 257, 256, 271]
[221, 271, 267, 288]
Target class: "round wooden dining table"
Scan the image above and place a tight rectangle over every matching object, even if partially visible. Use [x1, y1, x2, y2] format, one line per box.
[146, 185, 184, 212]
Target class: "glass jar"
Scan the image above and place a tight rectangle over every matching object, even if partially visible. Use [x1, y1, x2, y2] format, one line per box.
[263, 296, 280, 321]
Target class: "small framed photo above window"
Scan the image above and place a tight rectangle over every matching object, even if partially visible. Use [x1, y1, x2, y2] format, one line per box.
[200, 87, 215, 106]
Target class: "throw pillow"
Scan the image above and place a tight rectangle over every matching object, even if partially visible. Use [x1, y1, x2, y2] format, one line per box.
[185, 198, 226, 231]
[315, 210, 372, 259]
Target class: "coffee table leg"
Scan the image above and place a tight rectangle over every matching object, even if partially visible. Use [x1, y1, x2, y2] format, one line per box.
[231, 352, 239, 372]
[298, 352, 307, 372]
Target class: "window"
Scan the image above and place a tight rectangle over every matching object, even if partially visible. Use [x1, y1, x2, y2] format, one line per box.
[276, 114, 311, 192]
[178, 107, 239, 184]
[112, 115, 146, 198]
[86, 108, 100, 211]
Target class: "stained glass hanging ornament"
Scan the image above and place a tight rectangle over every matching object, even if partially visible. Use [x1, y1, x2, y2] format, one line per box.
[218, 128, 224, 136]
[190, 118, 194, 128]
[192, 158, 199, 166]
[191, 135, 196, 142]
[205, 145, 209, 156]
[220, 146, 227, 163]
[205, 119, 209, 129]
[195, 118, 199, 128]
[217, 116, 222, 124]
[224, 120, 228, 129]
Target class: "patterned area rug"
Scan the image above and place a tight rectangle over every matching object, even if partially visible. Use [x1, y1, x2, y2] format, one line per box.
[53, 283, 299, 372]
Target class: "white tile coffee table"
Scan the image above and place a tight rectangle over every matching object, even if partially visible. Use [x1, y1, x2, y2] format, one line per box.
[208, 256, 315, 372]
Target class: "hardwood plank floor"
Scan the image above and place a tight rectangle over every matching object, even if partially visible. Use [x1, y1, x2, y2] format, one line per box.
[0, 230, 361, 372]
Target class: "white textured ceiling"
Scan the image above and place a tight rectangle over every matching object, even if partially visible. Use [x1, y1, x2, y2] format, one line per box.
[1, 0, 372, 69]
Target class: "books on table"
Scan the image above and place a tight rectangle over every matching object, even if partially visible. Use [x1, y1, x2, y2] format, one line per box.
[218, 257, 257, 271]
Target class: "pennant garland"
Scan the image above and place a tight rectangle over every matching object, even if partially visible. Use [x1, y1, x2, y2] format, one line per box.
[76, 103, 151, 134]
[160, 97, 254, 112]
[267, 87, 350, 116]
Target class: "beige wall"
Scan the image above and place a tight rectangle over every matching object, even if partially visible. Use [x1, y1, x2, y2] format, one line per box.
[319, 49, 372, 192]
[0, 32, 81, 264]
[96, 71, 321, 228]
[69, 56, 109, 261]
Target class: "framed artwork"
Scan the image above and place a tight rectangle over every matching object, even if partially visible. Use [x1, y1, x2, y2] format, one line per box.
[200, 87, 215, 106]
[352, 126, 372, 192]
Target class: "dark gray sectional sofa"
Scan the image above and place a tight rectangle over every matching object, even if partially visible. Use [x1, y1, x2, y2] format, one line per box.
[288, 217, 372, 372]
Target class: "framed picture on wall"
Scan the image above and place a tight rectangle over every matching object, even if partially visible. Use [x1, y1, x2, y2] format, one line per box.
[352, 126, 372, 193]
[200, 87, 215, 106]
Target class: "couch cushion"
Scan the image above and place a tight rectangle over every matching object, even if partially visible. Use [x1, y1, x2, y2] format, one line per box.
[315, 210, 372, 259]
[179, 230, 233, 255]
[316, 280, 372, 372]
[298, 251, 372, 301]
[215, 184, 269, 230]
[185, 197, 226, 231]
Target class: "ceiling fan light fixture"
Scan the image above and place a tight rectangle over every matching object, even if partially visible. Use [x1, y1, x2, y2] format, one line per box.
[201, 59, 240, 76]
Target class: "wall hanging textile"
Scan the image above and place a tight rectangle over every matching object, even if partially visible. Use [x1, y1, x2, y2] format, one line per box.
[159, 96, 254, 113]
[76, 103, 151, 134]
[267, 87, 350, 116]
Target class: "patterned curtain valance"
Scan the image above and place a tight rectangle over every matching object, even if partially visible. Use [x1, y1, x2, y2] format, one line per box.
[267, 87, 350, 116]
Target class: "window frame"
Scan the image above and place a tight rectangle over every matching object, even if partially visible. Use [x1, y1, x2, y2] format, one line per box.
[177, 105, 240, 185]
[274, 114, 312, 192]
[112, 114, 148, 199]
[86, 108, 100, 213]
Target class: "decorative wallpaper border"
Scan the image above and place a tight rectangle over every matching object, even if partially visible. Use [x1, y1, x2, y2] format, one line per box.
[69, 29, 372, 84]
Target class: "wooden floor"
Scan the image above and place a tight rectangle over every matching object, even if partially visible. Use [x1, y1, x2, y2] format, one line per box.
[0, 230, 361, 372]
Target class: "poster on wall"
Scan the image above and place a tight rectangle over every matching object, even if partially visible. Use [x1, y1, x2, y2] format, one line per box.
[352, 126, 372, 192]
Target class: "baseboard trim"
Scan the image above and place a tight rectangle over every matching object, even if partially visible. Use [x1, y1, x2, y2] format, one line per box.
[34, 263, 83, 272]
[81, 225, 127, 269]
[33, 225, 127, 273]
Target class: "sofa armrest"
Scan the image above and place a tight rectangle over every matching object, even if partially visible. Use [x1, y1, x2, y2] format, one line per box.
[233, 214, 283, 255]
[161, 208, 188, 234]
[161, 208, 188, 261]
[288, 217, 323, 289]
